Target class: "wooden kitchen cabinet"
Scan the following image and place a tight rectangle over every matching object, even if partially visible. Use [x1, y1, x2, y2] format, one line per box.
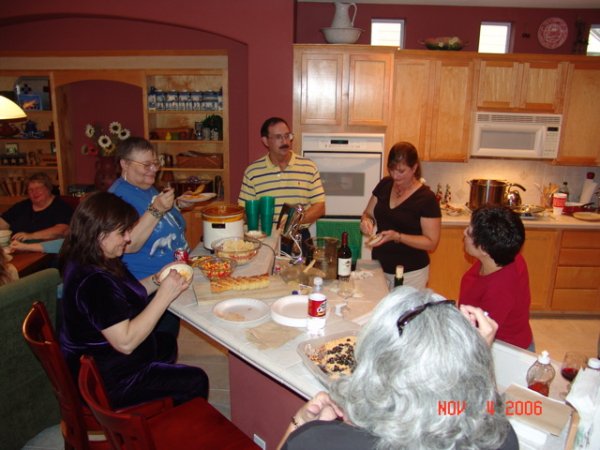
[521, 229, 559, 311]
[551, 230, 600, 312]
[392, 54, 475, 162]
[557, 61, 600, 166]
[476, 58, 566, 112]
[293, 45, 394, 141]
[428, 226, 473, 300]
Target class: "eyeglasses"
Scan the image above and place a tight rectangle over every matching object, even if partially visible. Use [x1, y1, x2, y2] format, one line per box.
[268, 132, 294, 142]
[396, 300, 456, 337]
[126, 159, 163, 171]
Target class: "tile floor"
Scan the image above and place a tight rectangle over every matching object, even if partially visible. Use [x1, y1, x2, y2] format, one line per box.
[22, 317, 600, 449]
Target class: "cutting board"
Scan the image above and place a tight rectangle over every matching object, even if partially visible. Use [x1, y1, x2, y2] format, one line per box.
[193, 275, 298, 303]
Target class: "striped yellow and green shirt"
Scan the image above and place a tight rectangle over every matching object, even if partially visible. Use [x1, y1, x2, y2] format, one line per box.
[238, 152, 325, 225]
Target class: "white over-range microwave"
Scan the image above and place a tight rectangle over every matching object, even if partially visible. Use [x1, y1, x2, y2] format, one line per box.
[471, 112, 562, 159]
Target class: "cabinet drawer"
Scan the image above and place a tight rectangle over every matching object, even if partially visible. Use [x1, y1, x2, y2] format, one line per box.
[561, 230, 600, 249]
[558, 248, 600, 266]
[555, 267, 600, 289]
[551, 289, 600, 311]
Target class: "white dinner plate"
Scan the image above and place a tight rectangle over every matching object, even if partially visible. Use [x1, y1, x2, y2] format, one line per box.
[572, 212, 600, 222]
[178, 192, 217, 203]
[271, 295, 309, 328]
[212, 298, 269, 325]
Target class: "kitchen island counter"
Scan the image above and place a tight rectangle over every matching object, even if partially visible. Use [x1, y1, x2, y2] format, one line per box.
[170, 234, 574, 449]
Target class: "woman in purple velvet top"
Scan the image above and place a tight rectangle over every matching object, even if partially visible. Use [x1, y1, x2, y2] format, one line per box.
[58, 191, 208, 408]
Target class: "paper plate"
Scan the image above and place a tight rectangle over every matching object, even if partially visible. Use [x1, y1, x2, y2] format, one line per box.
[271, 295, 309, 328]
[572, 212, 600, 222]
[178, 192, 217, 203]
[212, 298, 269, 325]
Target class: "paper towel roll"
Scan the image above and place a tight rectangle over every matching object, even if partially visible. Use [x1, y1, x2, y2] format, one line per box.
[579, 179, 598, 204]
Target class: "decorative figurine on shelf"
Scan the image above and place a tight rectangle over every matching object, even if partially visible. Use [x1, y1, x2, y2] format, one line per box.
[443, 184, 452, 205]
[435, 183, 443, 203]
[21, 120, 45, 139]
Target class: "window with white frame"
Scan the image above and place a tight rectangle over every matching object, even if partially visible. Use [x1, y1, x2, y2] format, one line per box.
[478, 22, 511, 54]
[371, 19, 404, 48]
[588, 25, 600, 56]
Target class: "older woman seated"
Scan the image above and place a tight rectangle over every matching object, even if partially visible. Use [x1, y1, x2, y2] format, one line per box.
[59, 191, 208, 408]
[0, 172, 73, 242]
[278, 287, 518, 450]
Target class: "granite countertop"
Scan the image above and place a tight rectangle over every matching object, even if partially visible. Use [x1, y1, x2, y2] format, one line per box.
[441, 209, 600, 229]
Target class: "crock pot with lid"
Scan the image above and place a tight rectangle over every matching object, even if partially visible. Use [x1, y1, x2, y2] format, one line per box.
[201, 204, 244, 250]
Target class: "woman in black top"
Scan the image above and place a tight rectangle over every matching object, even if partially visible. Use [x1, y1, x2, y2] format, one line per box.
[360, 142, 441, 289]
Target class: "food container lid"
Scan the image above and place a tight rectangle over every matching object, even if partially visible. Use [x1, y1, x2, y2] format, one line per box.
[202, 204, 244, 220]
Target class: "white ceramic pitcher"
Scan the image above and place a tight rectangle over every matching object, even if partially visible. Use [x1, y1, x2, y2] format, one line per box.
[331, 2, 357, 28]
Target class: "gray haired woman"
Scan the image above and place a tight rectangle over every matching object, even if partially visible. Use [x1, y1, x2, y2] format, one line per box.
[278, 287, 518, 450]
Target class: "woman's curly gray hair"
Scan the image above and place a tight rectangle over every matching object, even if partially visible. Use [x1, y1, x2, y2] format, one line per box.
[330, 287, 510, 450]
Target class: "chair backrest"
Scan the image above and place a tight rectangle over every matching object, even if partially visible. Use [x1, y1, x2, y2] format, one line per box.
[22, 301, 107, 450]
[79, 355, 157, 450]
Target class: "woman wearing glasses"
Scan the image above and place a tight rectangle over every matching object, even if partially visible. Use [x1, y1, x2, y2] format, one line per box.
[360, 142, 441, 290]
[109, 137, 188, 335]
[278, 287, 517, 450]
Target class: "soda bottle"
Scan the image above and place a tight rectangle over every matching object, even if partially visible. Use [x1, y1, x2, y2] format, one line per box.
[337, 232, 352, 282]
[307, 277, 327, 336]
[526, 350, 555, 397]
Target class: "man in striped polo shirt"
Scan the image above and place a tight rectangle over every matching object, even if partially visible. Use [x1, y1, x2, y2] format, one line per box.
[239, 117, 325, 255]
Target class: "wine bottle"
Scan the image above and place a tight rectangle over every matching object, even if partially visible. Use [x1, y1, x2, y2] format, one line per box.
[394, 265, 404, 287]
[337, 231, 352, 282]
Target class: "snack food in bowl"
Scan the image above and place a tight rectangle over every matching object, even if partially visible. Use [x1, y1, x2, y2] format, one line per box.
[191, 255, 237, 280]
[158, 263, 194, 283]
[212, 237, 261, 266]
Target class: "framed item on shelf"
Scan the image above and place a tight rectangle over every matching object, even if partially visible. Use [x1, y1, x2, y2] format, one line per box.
[19, 94, 42, 110]
[5, 143, 19, 154]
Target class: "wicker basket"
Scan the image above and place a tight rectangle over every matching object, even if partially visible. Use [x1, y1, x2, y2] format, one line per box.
[175, 153, 223, 169]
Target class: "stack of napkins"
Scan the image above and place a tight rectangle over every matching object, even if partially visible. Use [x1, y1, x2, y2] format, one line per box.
[504, 384, 572, 449]
[566, 367, 600, 449]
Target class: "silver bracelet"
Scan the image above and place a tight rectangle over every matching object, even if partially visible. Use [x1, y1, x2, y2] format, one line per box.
[147, 204, 164, 220]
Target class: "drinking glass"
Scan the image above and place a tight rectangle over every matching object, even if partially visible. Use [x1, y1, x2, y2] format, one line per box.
[560, 351, 587, 396]
[338, 277, 354, 300]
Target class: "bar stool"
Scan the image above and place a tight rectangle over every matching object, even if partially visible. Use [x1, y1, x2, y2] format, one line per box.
[78, 355, 259, 450]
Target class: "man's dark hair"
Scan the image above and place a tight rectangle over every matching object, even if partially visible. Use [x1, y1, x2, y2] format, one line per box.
[260, 117, 289, 138]
[470, 205, 525, 266]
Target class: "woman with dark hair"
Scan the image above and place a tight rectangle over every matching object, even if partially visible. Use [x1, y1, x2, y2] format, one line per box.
[58, 191, 208, 408]
[460, 205, 534, 350]
[360, 142, 441, 289]
[278, 287, 517, 450]
[0, 172, 73, 241]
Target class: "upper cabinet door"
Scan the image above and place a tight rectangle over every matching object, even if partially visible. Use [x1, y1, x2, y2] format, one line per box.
[477, 60, 521, 109]
[299, 51, 344, 126]
[477, 58, 565, 112]
[558, 62, 600, 166]
[428, 58, 475, 161]
[347, 52, 393, 126]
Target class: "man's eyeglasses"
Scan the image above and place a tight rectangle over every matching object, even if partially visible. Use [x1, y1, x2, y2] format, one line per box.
[268, 132, 295, 142]
[396, 300, 456, 337]
[126, 159, 163, 171]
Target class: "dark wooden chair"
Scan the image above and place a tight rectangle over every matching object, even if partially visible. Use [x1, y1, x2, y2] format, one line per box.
[22, 301, 110, 450]
[78, 355, 259, 450]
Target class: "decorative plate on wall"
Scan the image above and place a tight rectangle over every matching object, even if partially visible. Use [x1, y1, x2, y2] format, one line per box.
[538, 17, 568, 49]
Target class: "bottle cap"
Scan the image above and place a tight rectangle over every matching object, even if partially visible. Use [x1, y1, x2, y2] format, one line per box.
[395, 265, 404, 278]
[538, 350, 551, 364]
[586, 172, 595, 180]
[588, 357, 600, 369]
